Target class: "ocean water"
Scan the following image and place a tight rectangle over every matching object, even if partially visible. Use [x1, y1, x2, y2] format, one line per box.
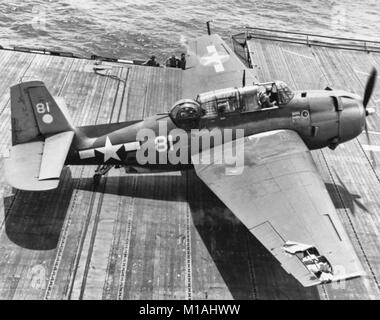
[0, 0, 379, 62]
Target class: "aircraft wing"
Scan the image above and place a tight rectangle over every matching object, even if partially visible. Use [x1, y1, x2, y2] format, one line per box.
[191, 130, 364, 287]
[182, 34, 259, 98]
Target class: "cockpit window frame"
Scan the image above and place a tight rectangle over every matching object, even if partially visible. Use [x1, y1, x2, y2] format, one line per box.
[169, 99, 204, 130]
[256, 81, 295, 106]
[172, 81, 294, 130]
[196, 88, 244, 117]
[275, 81, 295, 105]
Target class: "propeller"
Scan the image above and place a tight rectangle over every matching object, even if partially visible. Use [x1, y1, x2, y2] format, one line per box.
[362, 68, 377, 167]
[363, 68, 377, 112]
[242, 69, 246, 87]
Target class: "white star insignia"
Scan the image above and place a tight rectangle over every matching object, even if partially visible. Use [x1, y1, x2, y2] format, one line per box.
[200, 45, 229, 73]
[96, 136, 121, 162]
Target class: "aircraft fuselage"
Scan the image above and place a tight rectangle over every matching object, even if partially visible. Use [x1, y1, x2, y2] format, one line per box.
[65, 89, 365, 173]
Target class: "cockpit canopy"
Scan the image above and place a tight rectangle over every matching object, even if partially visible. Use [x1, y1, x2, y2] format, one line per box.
[275, 80, 295, 105]
[169, 81, 294, 128]
[196, 87, 258, 115]
[256, 81, 295, 106]
[169, 99, 203, 123]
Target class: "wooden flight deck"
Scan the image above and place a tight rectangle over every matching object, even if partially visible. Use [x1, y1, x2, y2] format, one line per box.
[0, 28, 379, 299]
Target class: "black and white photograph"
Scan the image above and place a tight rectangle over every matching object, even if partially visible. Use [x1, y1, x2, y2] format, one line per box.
[0, 0, 379, 305]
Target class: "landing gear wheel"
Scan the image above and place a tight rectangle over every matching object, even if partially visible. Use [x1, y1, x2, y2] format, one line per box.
[93, 164, 113, 184]
[93, 173, 102, 183]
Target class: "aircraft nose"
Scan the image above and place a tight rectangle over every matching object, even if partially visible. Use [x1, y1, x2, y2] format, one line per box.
[339, 97, 366, 143]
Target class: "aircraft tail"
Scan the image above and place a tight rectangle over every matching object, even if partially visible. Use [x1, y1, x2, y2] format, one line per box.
[10, 81, 74, 145]
[5, 81, 75, 191]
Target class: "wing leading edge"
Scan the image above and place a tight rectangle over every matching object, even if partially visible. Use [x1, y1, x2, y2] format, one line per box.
[192, 130, 364, 287]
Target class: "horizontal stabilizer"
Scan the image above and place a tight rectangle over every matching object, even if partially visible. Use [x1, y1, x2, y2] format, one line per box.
[5, 131, 74, 191]
[39, 131, 75, 180]
[5, 142, 59, 191]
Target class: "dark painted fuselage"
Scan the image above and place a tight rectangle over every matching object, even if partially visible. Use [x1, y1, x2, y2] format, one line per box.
[65, 89, 365, 172]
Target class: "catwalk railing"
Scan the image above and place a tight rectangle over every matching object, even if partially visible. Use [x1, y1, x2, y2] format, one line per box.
[232, 27, 380, 68]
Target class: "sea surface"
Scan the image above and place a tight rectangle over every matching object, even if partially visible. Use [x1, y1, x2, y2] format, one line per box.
[0, 0, 379, 61]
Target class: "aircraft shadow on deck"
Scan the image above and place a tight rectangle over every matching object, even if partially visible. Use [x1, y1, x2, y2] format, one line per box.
[185, 172, 320, 300]
[3, 168, 74, 250]
[78, 173, 326, 299]
[1, 169, 365, 298]
[326, 177, 369, 216]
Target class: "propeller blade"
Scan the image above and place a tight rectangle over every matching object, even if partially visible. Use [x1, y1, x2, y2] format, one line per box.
[242, 70, 246, 87]
[363, 68, 377, 109]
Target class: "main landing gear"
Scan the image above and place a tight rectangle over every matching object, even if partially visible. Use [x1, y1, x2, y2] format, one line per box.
[93, 165, 138, 183]
[93, 164, 113, 182]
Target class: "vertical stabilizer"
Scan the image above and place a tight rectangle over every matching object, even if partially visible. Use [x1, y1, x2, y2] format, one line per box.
[10, 81, 74, 145]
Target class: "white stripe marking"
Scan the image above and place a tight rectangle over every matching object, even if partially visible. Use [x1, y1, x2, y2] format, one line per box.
[117, 59, 133, 64]
[124, 141, 140, 152]
[79, 149, 95, 159]
[362, 144, 380, 152]
[364, 130, 380, 135]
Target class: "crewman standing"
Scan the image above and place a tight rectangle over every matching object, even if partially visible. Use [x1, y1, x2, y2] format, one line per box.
[165, 55, 179, 68]
[178, 53, 186, 70]
[143, 55, 160, 67]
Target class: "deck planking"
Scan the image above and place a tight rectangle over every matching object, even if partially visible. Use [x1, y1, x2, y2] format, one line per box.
[0, 33, 379, 300]
[248, 39, 380, 299]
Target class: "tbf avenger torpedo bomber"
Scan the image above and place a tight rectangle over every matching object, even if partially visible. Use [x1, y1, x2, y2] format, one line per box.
[4, 34, 377, 287]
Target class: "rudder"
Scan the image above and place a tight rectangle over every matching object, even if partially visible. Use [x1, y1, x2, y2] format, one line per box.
[11, 81, 74, 145]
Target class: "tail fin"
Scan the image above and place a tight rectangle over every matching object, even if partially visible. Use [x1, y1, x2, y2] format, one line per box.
[11, 81, 74, 145]
[5, 81, 75, 191]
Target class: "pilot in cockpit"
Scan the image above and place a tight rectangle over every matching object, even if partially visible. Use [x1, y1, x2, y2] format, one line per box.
[270, 83, 278, 103]
[259, 86, 276, 109]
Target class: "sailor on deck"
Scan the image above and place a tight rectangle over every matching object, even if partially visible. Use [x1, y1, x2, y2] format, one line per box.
[178, 53, 186, 70]
[166, 55, 179, 68]
[143, 55, 160, 67]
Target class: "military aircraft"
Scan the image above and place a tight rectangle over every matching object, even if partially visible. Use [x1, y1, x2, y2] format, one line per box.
[4, 33, 378, 287]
